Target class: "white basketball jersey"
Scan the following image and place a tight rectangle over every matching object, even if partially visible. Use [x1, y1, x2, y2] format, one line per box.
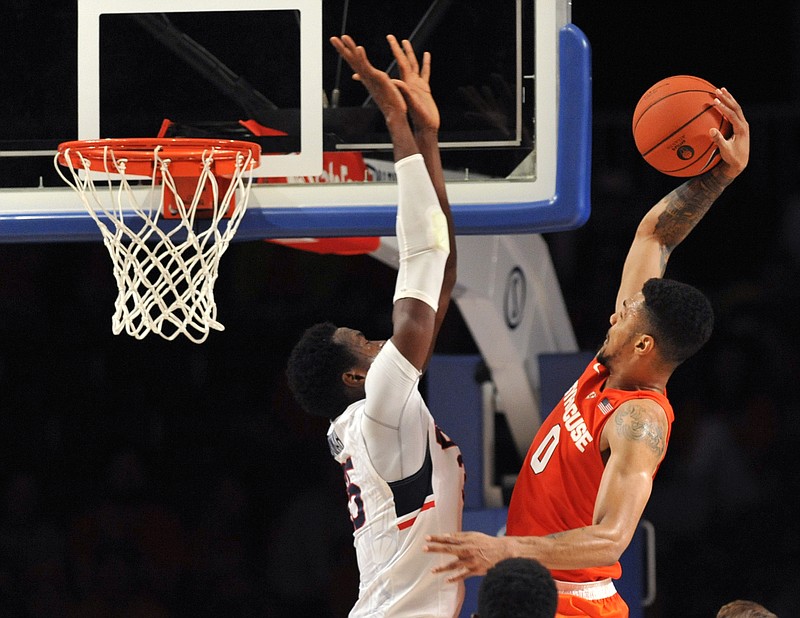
[328, 385, 465, 617]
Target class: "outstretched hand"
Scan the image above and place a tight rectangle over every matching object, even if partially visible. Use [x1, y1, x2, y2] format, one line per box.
[385, 35, 440, 132]
[330, 34, 439, 133]
[330, 35, 407, 121]
[424, 531, 511, 582]
[711, 87, 749, 179]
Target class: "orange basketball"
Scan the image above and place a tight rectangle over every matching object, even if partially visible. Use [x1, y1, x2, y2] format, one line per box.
[632, 75, 731, 177]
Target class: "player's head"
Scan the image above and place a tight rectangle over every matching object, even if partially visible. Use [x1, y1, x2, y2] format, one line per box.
[639, 278, 714, 365]
[598, 278, 713, 371]
[716, 600, 777, 618]
[474, 557, 557, 618]
[286, 322, 383, 419]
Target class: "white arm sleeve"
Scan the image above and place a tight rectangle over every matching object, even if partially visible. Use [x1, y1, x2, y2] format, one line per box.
[393, 153, 450, 311]
[361, 340, 428, 482]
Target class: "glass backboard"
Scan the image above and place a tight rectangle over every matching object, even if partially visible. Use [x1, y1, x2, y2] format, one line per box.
[0, 0, 591, 241]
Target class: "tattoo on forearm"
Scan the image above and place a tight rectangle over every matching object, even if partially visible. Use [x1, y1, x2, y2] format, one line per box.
[654, 167, 732, 250]
[614, 404, 665, 458]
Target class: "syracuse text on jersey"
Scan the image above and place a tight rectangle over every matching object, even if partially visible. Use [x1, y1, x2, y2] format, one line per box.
[562, 380, 593, 452]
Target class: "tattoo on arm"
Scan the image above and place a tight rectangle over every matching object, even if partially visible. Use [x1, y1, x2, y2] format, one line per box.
[658, 244, 670, 277]
[654, 167, 733, 252]
[614, 404, 666, 458]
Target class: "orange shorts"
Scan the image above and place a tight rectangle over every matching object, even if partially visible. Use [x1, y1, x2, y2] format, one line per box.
[555, 579, 629, 618]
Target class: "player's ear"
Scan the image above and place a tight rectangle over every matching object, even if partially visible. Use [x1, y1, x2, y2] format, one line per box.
[634, 334, 654, 355]
[342, 371, 366, 388]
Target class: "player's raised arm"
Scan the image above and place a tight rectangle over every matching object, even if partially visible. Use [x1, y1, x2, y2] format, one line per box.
[330, 35, 417, 162]
[614, 87, 750, 312]
[386, 35, 456, 372]
[332, 34, 451, 373]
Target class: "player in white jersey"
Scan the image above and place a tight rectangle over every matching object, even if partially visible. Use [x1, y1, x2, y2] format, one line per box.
[286, 34, 464, 618]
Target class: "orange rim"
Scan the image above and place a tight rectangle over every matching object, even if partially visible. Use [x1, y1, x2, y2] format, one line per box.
[56, 138, 261, 176]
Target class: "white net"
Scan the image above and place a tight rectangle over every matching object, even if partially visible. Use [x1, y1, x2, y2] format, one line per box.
[55, 142, 258, 344]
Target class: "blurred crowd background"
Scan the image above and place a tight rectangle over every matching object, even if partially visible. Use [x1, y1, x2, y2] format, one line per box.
[2, 2, 800, 617]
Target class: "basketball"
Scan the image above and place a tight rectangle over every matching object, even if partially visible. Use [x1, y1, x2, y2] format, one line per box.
[632, 75, 731, 177]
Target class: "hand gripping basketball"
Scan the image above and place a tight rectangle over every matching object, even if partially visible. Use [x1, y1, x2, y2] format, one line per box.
[633, 75, 731, 177]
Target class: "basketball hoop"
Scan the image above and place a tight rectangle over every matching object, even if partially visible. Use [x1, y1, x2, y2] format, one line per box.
[55, 138, 261, 343]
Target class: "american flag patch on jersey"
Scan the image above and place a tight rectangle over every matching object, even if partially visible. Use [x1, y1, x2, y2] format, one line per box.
[598, 398, 614, 415]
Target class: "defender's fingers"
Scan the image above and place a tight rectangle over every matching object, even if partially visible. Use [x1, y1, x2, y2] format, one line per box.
[345, 46, 375, 75]
[329, 36, 345, 54]
[339, 34, 358, 50]
[330, 35, 362, 70]
[330, 35, 354, 54]
[420, 51, 431, 83]
[401, 38, 420, 73]
[387, 35, 412, 75]
[392, 78, 409, 94]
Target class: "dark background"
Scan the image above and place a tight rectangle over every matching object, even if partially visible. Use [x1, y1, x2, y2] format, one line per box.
[2, 2, 800, 617]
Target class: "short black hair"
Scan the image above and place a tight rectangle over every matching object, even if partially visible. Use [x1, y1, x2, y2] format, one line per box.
[286, 322, 358, 419]
[476, 558, 557, 618]
[641, 278, 714, 365]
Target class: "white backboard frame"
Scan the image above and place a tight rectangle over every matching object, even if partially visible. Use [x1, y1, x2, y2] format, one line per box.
[77, 0, 322, 179]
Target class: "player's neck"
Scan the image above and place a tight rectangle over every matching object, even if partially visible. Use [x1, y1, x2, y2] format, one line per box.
[605, 369, 666, 393]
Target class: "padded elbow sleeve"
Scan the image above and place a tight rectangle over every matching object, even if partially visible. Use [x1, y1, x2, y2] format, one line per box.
[393, 154, 450, 311]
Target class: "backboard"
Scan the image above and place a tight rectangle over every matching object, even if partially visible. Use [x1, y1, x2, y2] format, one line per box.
[0, 0, 591, 242]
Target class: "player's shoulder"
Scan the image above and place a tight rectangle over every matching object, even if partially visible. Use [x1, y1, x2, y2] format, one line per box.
[613, 397, 669, 427]
[606, 398, 669, 458]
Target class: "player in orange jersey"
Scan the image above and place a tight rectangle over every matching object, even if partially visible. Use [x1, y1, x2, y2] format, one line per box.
[424, 86, 750, 617]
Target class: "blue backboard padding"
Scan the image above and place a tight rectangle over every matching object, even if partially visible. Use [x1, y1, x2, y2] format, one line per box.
[538, 351, 597, 415]
[425, 355, 485, 511]
[0, 24, 591, 242]
[459, 508, 509, 618]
